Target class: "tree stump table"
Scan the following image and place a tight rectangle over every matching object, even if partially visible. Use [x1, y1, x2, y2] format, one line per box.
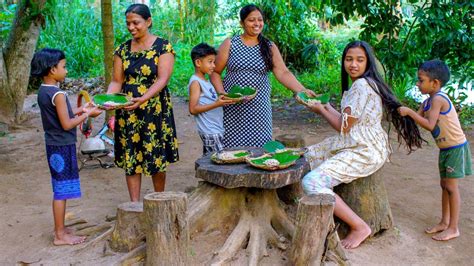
[189, 148, 310, 266]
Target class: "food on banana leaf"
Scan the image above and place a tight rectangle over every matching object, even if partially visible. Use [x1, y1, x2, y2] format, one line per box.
[211, 150, 251, 164]
[295, 92, 330, 106]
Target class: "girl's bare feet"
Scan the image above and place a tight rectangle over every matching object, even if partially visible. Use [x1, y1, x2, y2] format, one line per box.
[341, 225, 371, 249]
[425, 222, 448, 234]
[53, 233, 86, 246]
[432, 228, 459, 241]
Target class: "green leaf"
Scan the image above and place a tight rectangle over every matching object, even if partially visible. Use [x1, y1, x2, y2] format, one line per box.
[263, 141, 285, 153]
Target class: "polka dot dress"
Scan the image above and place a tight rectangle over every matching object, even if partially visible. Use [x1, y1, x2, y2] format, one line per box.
[222, 35, 272, 148]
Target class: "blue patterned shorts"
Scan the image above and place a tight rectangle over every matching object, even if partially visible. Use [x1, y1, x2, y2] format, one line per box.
[46, 144, 81, 200]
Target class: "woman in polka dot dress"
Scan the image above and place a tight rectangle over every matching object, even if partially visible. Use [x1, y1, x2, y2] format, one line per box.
[211, 4, 314, 148]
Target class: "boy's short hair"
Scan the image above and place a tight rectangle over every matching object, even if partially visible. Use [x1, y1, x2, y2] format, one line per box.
[191, 43, 217, 66]
[418, 59, 450, 87]
[30, 48, 65, 77]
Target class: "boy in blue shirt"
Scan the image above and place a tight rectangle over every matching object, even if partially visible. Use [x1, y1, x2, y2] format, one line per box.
[188, 43, 235, 155]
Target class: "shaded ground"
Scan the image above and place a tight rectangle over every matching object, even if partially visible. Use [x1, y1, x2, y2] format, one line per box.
[0, 93, 473, 265]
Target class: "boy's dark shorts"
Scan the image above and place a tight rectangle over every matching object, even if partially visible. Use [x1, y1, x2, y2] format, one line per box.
[439, 142, 472, 179]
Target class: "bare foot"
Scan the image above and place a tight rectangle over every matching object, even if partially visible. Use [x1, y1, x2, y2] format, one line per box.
[341, 226, 371, 249]
[432, 228, 459, 241]
[53, 233, 86, 246]
[425, 222, 448, 234]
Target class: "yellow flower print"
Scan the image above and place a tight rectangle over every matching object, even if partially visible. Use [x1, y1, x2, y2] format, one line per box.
[146, 50, 156, 59]
[148, 123, 156, 131]
[129, 114, 137, 123]
[141, 65, 151, 76]
[123, 60, 130, 69]
[173, 138, 179, 148]
[165, 43, 173, 53]
[128, 76, 136, 85]
[120, 138, 126, 147]
[139, 101, 148, 110]
[155, 103, 162, 114]
[135, 165, 143, 174]
[137, 151, 143, 162]
[138, 85, 147, 95]
[155, 157, 163, 166]
[145, 142, 153, 152]
[132, 133, 140, 143]
[127, 92, 133, 98]
[154, 57, 159, 65]
[118, 118, 125, 128]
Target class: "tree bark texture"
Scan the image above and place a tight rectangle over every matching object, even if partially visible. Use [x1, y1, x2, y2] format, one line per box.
[275, 133, 306, 204]
[290, 194, 335, 265]
[110, 202, 145, 253]
[144, 192, 189, 266]
[100, 0, 114, 86]
[188, 182, 295, 266]
[334, 169, 394, 237]
[1, 0, 47, 124]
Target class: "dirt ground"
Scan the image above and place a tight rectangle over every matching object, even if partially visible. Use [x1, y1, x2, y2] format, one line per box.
[0, 94, 473, 265]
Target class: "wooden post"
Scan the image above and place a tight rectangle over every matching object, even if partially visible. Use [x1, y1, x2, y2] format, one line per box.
[275, 133, 306, 204]
[290, 194, 335, 265]
[144, 192, 189, 266]
[334, 168, 393, 237]
[110, 202, 145, 252]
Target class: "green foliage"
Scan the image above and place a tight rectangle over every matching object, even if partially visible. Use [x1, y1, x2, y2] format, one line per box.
[328, 1, 473, 104]
[0, 4, 16, 47]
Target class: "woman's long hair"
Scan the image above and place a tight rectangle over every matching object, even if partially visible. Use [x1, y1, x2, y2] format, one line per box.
[240, 4, 273, 71]
[341, 41, 425, 153]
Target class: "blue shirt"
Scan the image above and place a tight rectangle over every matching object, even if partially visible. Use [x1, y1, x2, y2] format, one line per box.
[187, 75, 224, 135]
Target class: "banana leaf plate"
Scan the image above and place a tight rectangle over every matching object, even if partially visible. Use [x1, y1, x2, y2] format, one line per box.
[222, 85, 257, 102]
[246, 151, 301, 171]
[93, 93, 133, 109]
[295, 92, 330, 106]
[211, 150, 252, 164]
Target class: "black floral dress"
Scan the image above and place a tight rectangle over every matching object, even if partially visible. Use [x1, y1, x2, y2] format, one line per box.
[114, 37, 179, 176]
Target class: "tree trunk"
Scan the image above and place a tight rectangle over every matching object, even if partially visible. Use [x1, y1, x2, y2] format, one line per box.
[1, 0, 47, 124]
[101, 0, 114, 86]
[290, 194, 333, 265]
[334, 169, 394, 238]
[110, 202, 145, 253]
[144, 192, 189, 266]
[275, 133, 306, 204]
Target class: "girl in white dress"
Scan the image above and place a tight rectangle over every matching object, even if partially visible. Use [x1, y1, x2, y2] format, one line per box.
[302, 41, 424, 249]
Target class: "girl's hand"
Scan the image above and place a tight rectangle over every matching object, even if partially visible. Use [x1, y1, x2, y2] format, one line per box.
[216, 95, 236, 106]
[124, 97, 145, 111]
[83, 105, 102, 118]
[306, 102, 325, 114]
[398, 106, 410, 117]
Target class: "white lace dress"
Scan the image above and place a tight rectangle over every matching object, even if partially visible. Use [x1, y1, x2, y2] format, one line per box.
[304, 78, 390, 183]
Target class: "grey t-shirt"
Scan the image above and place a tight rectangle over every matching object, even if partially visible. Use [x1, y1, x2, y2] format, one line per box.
[37, 84, 77, 145]
[187, 75, 224, 135]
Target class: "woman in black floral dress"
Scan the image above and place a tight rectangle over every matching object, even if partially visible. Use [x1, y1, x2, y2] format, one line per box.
[107, 4, 179, 201]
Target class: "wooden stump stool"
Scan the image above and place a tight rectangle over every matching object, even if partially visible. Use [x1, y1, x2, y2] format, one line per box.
[290, 194, 348, 266]
[144, 192, 189, 266]
[110, 201, 145, 252]
[334, 168, 393, 237]
[275, 133, 306, 204]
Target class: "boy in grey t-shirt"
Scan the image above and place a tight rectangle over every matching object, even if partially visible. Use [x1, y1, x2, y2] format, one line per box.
[188, 43, 235, 155]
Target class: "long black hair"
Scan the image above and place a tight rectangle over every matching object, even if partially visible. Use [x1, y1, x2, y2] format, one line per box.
[341, 41, 424, 153]
[240, 4, 273, 70]
[30, 48, 65, 78]
[126, 4, 152, 28]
